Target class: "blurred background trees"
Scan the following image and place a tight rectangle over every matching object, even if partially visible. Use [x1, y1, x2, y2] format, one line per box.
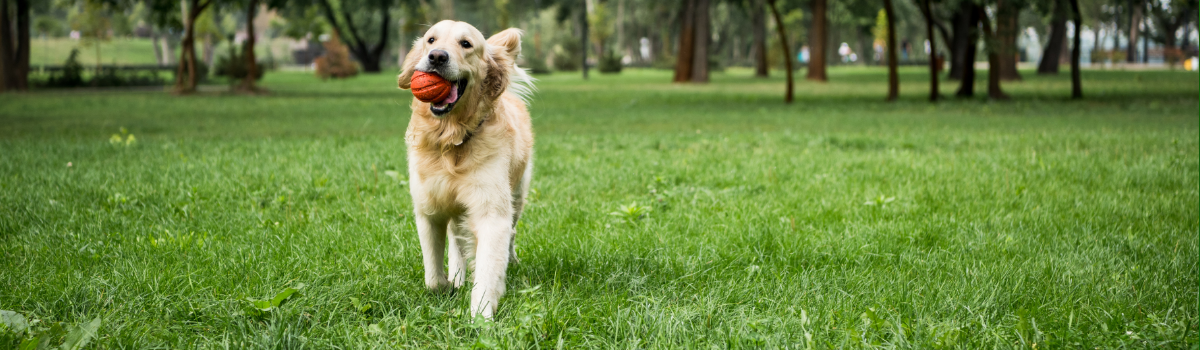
[0, 0, 1195, 97]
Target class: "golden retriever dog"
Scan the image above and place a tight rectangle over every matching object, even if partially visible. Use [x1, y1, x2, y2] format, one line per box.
[396, 20, 534, 319]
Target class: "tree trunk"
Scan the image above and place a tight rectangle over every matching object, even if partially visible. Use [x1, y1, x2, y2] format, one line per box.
[933, 18, 952, 69]
[14, 0, 27, 90]
[152, 31, 164, 65]
[979, 6, 1008, 100]
[1162, 24, 1176, 51]
[1141, 12, 1148, 63]
[919, 0, 939, 101]
[176, 0, 208, 93]
[1180, 16, 1193, 55]
[1038, 0, 1067, 74]
[766, 0, 792, 103]
[690, 0, 709, 82]
[884, 0, 899, 101]
[948, 4, 978, 81]
[202, 34, 214, 66]
[994, 0, 1021, 81]
[1069, 0, 1082, 98]
[371, 3, 390, 72]
[1110, 11, 1120, 56]
[616, 0, 624, 55]
[673, 0, 695, 82]
[317, 0, 388, 73]
[0, 0, 12, 92]
[954, 2, 980, 97]
[581, 2, 589, 79]
[239, 0, 259, 92]
[751, 0, 768, 77]
[1126, 0, 1141, 63]
[164, 35, 175, 65]
[806, 0, 827, 81]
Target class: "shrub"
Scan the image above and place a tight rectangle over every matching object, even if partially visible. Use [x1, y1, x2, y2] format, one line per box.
[552, 40, 581, 71]
[1164, 48, 1185, 67]
[214, 45, 266, 82]
[525, 54, 551, 75]
[34, 49, 172, 88]
[315, 33, 358, 79]
[598, 51, 622, 74]
[45, 49, 85, 87]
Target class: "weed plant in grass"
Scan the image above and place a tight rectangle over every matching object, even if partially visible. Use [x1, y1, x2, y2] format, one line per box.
[0, 68, 1196, 348]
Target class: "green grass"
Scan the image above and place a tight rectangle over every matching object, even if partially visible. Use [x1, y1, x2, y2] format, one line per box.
[29, 37, 294, 67]
[1, 67, 1196, 348]
[31, 37, 167, 67]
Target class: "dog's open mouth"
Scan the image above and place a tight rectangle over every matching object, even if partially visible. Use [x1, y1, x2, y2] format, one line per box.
[430, 79, 468, 116]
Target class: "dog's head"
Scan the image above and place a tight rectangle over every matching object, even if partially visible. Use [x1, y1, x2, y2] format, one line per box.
[398, 20, 521, 118]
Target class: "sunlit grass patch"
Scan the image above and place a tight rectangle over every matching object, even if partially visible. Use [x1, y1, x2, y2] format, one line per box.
[0, 68, 1196, 348]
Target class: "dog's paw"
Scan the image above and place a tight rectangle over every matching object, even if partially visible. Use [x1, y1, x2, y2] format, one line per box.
[425, 278, 453, 293]
[450, 271, 467, 288]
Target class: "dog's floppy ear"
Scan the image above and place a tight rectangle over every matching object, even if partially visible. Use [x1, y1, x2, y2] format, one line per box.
[397, 38, 425, 90]
[482, 29, 522, 100]
[486, 28, 523, 61]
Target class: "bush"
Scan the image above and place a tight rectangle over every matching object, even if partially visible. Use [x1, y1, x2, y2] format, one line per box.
[35, 50, 172, 88]
[552, 40, 581, 72]
[315, 33, 358, 79]
[214, 45, 266, 82]
[525, 54, 551, 75]
[45, 49, 85, 87]
[171, 63, 209, 84]
[598, 52, 622, 74]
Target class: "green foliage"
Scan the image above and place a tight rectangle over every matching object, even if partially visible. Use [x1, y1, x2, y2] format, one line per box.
[609, 202, 651, 223]
[193, 6, 224, 41]
[69, 0, 113, 67]
[552, 38, 581, 71]
[69, 0, 111, 45]
[524, 52, 552, 75]
[44, 49, 84, 87]
[0, 310, 30, 347]
[214, 45, 266, 82]
[109, 127, 136, 147]
[243, 284, 306, 319]
[588, 2, 614, 53]
[1, 312, 101, 350]
[273, 7, 328, 39]
[863, 194, 895, 208]
[349, 297, 372, 314]
[767, 8, 805, 70]
[35, 49, 172, 88]
[598, 52, 622, 74]
[33, 16, 67, 37]
[872, 9, 888, 44]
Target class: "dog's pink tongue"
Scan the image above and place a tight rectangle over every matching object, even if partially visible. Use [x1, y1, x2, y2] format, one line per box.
[438, 84, 459, 105]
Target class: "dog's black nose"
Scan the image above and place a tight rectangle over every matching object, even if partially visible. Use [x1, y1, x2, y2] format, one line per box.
[428, 50, 449, 66]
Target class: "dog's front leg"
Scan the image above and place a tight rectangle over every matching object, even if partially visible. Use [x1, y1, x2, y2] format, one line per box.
[416, 213, 451, 291]
[447, 217, 470, 288]
[469, 214, 514, 319]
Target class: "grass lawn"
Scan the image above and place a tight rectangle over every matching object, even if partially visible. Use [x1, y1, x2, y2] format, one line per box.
[29, 37, 295, 67]
[0, 67, 1196, 348]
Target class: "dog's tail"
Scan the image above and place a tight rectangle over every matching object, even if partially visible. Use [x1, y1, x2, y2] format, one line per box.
[507, 64, 536, 107]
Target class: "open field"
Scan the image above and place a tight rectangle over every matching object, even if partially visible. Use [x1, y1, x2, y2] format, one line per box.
[29, 37, 294, 67]
[1, 67, 1197, 348]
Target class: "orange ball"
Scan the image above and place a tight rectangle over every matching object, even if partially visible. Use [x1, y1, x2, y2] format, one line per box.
[411, 71, 452, 102]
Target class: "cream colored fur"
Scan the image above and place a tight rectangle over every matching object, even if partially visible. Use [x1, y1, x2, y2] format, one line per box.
[396, 20, 534, 319]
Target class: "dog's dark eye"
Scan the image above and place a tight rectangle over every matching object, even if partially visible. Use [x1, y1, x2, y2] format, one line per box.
[459, 40, 472, 49]
[427, 37, 435, 44]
